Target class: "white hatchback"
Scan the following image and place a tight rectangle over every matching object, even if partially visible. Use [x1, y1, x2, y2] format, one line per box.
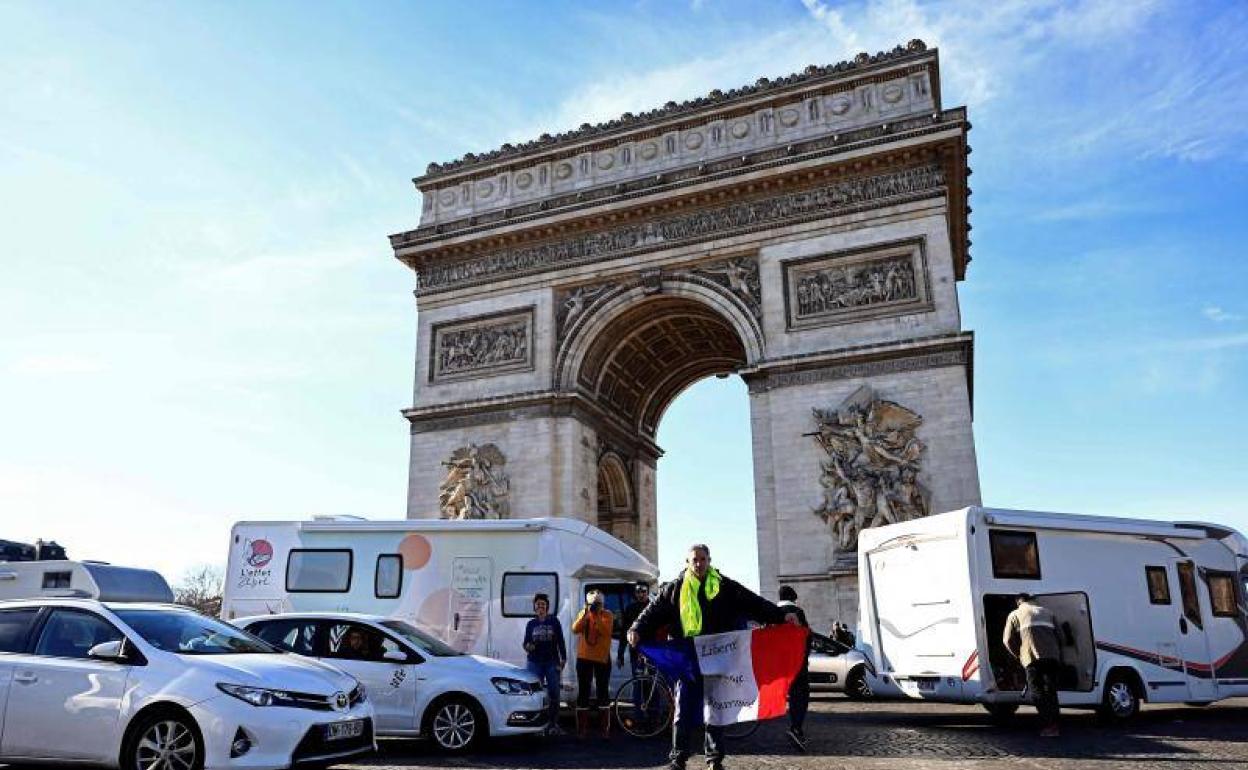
[0, 599, 375, 770]
[235, 613, 547, 752]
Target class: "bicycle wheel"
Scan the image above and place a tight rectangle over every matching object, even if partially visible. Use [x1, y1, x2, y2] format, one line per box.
[722, 719, 761, 740]
[613, 675, 674, 738]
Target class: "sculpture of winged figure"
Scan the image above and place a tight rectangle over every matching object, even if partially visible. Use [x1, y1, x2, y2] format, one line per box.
[438, 443, 511, 519]
[809, 386, 929, 557]
[694, 257, 761, 312]
[558, 283, 610, 337]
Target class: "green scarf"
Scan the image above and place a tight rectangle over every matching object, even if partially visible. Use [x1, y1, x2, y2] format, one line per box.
[679, 566, 721, 637]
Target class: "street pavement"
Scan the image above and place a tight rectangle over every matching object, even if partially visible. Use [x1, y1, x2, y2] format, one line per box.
[347, 694, 1248, 770]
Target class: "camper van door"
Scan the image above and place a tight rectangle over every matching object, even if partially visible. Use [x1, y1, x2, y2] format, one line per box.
[1172, 558, 1218, 701]
[450, 557, 493, 657]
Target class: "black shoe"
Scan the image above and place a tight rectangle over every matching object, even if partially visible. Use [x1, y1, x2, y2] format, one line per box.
[786, 727, 807, 752]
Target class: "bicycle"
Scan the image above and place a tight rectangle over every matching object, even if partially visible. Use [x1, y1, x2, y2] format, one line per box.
[612, 656, 760, 740]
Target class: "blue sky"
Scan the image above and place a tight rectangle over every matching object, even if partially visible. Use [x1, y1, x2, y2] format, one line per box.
[2, 1, 1245, 593]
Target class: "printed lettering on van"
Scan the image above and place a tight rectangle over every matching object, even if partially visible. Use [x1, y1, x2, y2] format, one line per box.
[237, 538, 274, 589]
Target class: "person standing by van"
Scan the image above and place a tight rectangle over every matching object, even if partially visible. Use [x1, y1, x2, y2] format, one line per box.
[523, 592, 567, 735]
[777, 585, 810, 751]
[1004, 593, 1062, 737]
[572, 589, 615, 738]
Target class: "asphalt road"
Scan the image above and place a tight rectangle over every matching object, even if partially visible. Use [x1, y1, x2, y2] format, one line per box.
[348, 695, 1248, 770]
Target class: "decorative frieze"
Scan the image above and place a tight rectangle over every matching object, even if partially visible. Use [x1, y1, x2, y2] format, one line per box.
[748, 347, 968, 393]
[430, 308, 534, 383]
[784, 238, 930, 330]
[416, 165, 945, 296]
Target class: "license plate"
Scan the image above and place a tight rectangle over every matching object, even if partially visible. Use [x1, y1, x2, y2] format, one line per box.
[916, 679, 937, 691]
[325, 719, 364, 741]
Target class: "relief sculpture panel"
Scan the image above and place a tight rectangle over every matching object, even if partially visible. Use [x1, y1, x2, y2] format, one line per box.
[430, 308, 534, 383]
[439, 443, 511, 519]
[784, 238, 930, 330]
[809, 385, 930, 562]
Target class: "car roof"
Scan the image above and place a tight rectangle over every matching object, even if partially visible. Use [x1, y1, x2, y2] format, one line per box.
[0, 598, 189, 612]
[234, 611, 391, 624]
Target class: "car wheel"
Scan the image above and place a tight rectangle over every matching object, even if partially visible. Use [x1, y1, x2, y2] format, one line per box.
[124, 711, 203, 770]
[1099, 672, 1141, 723]
[844, 667, 872, 700]
[426, 695, 485, 753]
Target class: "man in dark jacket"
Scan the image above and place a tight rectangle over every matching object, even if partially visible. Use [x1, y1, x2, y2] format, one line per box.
[628, 544, 797, 770]
[777, 585, 810, 751]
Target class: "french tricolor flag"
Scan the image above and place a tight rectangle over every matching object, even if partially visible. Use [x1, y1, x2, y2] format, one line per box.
[642, 624, 809, 725]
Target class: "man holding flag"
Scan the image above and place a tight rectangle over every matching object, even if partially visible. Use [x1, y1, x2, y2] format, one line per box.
[627, 544, 804, 770]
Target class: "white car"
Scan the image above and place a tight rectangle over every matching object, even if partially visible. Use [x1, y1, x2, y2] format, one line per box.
[235, 613, 547, 752]
[0, 599, 375, 770]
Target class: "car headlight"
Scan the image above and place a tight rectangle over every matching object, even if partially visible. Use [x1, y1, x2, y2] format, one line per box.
[491, 677, 538, 695]
[217, 683, 299, 708]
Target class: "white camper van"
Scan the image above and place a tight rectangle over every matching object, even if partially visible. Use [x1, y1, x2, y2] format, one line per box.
[858, 507, 1248, 720]
[220, 517, 658, 702]
[0, 560, 174, 602]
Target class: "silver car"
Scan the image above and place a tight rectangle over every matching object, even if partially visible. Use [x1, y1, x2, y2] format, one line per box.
[808, 632, 872, 699]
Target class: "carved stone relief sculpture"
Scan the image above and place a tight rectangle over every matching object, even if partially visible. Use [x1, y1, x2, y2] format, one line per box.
[556, 283, 613, 341]
[438, 443, 511, 519]
[430, 309, 533, 382]
[784, 238, 930, 330]
[808, 385, 929, 561]
[692, 256, 762, 317]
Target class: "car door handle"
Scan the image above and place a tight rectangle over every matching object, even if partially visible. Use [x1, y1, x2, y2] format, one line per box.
[13, 671, 37, 684]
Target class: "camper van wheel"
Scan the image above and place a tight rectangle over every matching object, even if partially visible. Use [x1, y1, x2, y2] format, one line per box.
[425, 695, 486, 753]
[982, 702, 1018, 723]
[1099, 671, 1141, 722]
[845, 667, 872, 700]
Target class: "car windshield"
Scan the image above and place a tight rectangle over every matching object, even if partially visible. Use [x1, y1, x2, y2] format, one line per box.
[114, 609, 277, 655]
[380, 619, 462, 657]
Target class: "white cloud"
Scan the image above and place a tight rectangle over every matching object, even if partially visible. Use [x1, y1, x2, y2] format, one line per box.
[1203, 305, 1243, 323]
[9, 353, 104, 376]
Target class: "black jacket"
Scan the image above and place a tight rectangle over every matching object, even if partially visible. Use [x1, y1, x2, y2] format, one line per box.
[617, 599, 648, 663]
[630, 571, 786, 640]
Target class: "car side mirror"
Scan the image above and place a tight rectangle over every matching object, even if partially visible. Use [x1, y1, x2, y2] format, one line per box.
[384, 649, 409, 663]
[88, 640, 127, 662]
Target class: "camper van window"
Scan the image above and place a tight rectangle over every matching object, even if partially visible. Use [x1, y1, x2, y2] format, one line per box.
[1208, 573, 1238, 617]
[375, 554, 403, 599]
[1145, 566, 1171, 604]
[501, 572, 558, 617]
[41, 571, 71, 589]
[1176, 561, 1203, 629]
[34, 609, 124, 659]
[0, 608, 39, 653]
[988, 530, 1041, 580]
[286, 549, 352, 593]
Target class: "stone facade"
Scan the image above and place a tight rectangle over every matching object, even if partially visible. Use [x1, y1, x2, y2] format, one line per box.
[391, 41, 979, 634]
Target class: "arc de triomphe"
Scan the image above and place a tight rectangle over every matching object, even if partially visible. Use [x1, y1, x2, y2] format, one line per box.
[390, 40, 981, 626]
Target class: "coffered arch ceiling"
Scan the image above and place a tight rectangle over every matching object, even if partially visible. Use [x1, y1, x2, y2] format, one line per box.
[575, 296, 747, 438]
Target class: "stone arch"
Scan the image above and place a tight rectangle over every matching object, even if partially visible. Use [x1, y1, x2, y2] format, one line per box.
[596, 451, 635, 541]
[555, 276, 762, 437]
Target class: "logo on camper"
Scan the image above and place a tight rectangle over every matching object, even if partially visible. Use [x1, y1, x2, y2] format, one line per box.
[245, 539, 274, 568]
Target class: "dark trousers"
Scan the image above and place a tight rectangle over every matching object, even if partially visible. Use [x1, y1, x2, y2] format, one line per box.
[788, 667, 810, 732]
[624, 648, 645, 711]
[671, 677, 723, 767]
[576, 658, 610, 711]
[1026, 659, 1060, 726]
[527, 660, 561, 726]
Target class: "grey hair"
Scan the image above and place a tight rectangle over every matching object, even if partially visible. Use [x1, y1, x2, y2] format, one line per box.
[687, 543, 711, 557]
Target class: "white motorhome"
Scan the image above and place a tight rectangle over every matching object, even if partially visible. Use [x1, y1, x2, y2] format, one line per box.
[858, 507, 1248, 720]
[220, 517, 658, 702]
[0, 559, 174, 603]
